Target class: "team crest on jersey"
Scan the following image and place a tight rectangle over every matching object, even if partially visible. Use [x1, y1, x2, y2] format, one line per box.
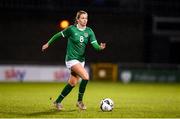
[84, 32, 88, 37]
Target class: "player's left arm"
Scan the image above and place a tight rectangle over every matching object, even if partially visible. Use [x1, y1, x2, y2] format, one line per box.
[91, 41, 106, 50]
[89, 29, 106, 51]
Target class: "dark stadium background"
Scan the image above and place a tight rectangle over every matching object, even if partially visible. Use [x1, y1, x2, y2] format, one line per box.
[0, 0, 180, 83]
[0, 0, 179, 64]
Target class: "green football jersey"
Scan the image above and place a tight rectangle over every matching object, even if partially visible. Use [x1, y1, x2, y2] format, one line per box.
[48, 25, 101, 62]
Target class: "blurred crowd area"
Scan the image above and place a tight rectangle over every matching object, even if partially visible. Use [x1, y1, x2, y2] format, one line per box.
[0, 0, 180, 83]
[0, 0, 180, 65]
[0, 0, 180, 15]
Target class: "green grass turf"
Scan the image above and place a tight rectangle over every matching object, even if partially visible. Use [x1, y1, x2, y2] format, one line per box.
[0, 81, 180, 118]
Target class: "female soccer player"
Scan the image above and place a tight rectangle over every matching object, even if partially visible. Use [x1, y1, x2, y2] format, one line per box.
[42, 10, 106, 111]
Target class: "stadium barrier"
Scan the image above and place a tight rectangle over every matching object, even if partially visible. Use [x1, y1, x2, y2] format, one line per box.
[1, 63, 180, 83]
[0, 65, 70, 82]
[119, 63, 180, 83]
[0, 64, 89, 82]
[90, 63, 118, 82]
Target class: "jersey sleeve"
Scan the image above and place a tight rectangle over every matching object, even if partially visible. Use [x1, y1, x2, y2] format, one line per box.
[89, 28, 101, 51]
[47, 26, 72, 45]
[61, 25, 72, 38]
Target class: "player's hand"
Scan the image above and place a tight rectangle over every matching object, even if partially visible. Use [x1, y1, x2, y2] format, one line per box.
[42, 43, 49, 52]
[100, 43, 106, 50]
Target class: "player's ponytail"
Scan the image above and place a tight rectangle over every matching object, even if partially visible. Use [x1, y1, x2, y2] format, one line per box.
[74, 10, 88, 25]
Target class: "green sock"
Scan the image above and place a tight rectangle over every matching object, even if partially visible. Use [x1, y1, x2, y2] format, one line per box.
[56, 83, 74, 103]
[78, 80, 88, 102]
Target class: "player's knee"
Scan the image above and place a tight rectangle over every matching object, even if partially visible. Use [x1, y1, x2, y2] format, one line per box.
[69, 81, 77, 86]
[82, 73, 89, 80]
[68, 79, 78, 86]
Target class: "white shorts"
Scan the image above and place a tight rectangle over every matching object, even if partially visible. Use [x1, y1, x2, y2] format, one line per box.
[65, 60, 85, 69]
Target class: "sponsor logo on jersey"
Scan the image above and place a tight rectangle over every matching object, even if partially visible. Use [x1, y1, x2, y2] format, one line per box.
[84, 32, 88, 37]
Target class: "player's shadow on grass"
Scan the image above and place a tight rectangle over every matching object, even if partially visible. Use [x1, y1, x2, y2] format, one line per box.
[27, 109, 59, 116]
[0, 109, 77, 117]
[27, 109, 76, 117]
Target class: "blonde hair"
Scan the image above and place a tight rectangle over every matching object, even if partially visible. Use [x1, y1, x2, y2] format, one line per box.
[74, 10, 88, 25]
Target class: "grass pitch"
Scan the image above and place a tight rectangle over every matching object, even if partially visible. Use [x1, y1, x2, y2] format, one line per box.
[0, 81, 179, 118]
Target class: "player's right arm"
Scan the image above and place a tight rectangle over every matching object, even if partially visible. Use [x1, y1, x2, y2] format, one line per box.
[42, 32, 62, 52]
[42, 26, 72, 52]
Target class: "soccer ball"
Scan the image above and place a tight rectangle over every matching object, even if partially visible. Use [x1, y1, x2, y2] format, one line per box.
[100, 98, 114, 111]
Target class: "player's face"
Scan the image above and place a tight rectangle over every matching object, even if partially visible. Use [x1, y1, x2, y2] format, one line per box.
[77, 13, 88, 27]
